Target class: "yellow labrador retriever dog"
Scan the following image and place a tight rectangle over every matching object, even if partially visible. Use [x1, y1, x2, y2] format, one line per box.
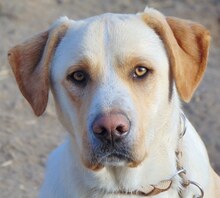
[8, 7, 220, 198]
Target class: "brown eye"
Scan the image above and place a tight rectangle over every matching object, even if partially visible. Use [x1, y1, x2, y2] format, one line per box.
[68, 71, 88, 86]
[133, 66, 148, 79]
[73, 71, 85, 81]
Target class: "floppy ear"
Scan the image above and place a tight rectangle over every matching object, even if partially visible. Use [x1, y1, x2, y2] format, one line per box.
[8, 18, 70, 116]
[141, 8, 210, 102]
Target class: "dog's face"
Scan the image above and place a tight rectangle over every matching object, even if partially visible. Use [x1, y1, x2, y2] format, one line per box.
[8, 8, 210, 170]
[51, 14, 171, 169]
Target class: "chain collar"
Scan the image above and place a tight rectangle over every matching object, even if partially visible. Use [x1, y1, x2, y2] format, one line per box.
[177, 113, 204, 198]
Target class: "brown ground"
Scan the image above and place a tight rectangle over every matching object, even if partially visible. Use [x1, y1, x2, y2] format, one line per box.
[0, 0, 219, 197]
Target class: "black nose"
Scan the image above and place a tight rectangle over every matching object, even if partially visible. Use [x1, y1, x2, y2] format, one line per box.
[92, 112, 130, 143]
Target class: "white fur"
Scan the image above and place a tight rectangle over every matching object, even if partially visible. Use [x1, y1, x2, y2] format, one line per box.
[39, 10, 216, 198]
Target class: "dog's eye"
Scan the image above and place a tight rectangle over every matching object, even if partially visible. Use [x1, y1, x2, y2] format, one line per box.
[133, 66, 148, 79]
[68, 71, 88, 86]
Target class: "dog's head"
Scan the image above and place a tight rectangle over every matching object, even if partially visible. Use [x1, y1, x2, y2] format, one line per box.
[8, 8, 210, 170]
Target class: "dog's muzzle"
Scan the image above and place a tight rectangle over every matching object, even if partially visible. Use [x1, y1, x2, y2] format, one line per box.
[90, 111, 133, 165]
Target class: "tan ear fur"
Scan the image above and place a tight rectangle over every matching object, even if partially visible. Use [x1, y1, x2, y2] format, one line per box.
[141, 9, 210, 102]
[8, 21, 69, 116]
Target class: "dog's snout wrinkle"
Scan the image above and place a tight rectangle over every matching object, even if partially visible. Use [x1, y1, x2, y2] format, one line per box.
[92, 112, 130, 143]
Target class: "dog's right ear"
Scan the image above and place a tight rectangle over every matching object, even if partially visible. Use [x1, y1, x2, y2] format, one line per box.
[8, 17, 70, 116]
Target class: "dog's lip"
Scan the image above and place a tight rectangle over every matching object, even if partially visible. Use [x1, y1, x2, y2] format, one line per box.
[97, 151, 133, 164]
[84, 147, 144, 170]
[106, 153, 129, 159]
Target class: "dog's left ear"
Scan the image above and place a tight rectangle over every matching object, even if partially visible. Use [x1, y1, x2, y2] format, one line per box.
[141, 8, 210, 102]
[8, 17, 70, 116]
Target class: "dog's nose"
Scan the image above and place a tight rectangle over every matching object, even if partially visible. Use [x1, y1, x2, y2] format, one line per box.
[92, 113, 130, 143]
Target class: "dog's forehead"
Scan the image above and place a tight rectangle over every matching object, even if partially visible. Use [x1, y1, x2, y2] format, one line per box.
[53, 13, 167, 76]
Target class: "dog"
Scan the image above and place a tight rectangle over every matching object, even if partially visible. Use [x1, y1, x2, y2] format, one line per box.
[8, 7, 220, 198]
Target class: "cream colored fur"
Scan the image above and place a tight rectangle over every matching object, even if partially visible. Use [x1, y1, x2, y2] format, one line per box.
[8, 7, 220, 198]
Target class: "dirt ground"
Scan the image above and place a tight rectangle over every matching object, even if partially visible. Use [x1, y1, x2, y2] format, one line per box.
[0, 0, 219, 197]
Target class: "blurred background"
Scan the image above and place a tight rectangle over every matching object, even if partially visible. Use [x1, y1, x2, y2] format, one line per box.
[0, 0, 219, 197]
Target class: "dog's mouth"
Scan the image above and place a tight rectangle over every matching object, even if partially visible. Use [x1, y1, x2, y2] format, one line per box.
[86, 144, 136, 169]
[98, 151, 132, 166]
[83, 144, 146, 171]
